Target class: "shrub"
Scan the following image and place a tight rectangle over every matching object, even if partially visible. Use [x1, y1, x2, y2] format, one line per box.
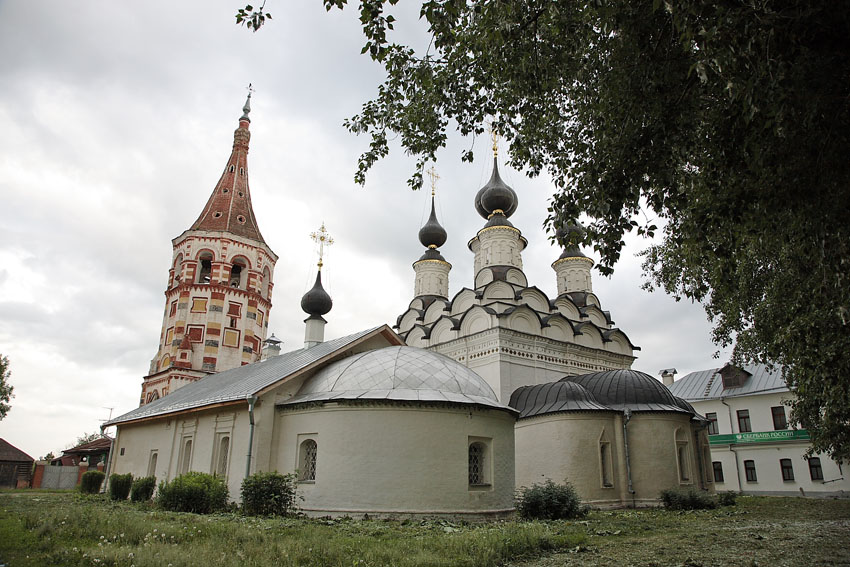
[516, 480, 587, 520]
[109, 473, 133, 500]
[80, 471, 105, 494]
[660, 487, 719, 510]
[156, 472, 228, 514]
[717, 491, 738, 506]
[130, 476, 157, 502]
[241, 471, 299, 516]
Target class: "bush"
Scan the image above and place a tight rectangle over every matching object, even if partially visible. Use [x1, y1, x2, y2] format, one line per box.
[660, 487, 719, 510]
[156, 472, 228, 514]
[130, 476, 157, 502]
[241, 471, 299, 516]
[109, 473, 133, 500]
[516, 480, 587, 520]
[80, 471, 105, 494]
[717, 491, 738, 506]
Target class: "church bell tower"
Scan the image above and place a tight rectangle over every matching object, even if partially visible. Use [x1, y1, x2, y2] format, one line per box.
[140, 91, 278, 405]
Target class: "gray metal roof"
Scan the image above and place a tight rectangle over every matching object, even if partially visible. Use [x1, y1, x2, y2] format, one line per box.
[667, 364, 787, 401]
[561, 370, 693, 414]
[279, 346, 515, 412]
[105, 326, 388, 426]
[509, 381, 612, 418]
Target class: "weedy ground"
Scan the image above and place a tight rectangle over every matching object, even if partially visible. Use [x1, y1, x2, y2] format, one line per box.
[0, 491, 848, 567]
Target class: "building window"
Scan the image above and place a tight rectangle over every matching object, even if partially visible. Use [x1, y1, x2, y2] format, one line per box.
[808, 457, 824, 481]
[299, 439, 317, 482]
[599, 442, 613, 487]
[197, 257, 212, 283]
[180, 438, 193, 474]
[706, 412, 718, 435]
[147, 451, 158, 477]
[737, 409, 752, 433]
[712, 461, 724, 483]
[169, 300, 178, 317]
[744, 460, 757, 482]
[677, 443, 690, 482]
[780, 459, 795, 481]
[771, 406, 787, 430]
[468, 442, 490, 486]
[215, 435, 230, 477]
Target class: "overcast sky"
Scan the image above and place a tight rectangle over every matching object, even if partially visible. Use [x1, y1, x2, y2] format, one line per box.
[0, 1, 728, 460]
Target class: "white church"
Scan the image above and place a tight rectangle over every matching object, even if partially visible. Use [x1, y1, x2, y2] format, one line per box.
[104, 96, 711, 516]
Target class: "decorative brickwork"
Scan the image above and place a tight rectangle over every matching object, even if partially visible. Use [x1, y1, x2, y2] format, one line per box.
[140, 95, 277, 406]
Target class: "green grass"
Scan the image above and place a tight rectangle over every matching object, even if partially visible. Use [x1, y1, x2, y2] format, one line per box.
[0, 491, 584, 567]
[1, 492, 848, 567]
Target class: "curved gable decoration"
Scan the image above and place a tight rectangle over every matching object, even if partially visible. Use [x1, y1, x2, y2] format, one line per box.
[575, 321, 605, 348]
[554, 297, 582, 320]
[459, 305, 495, 336]
[404, 325, 428, 347]
[449, 288, 477, 316]
[423, 299, 450, 325]
[542, 314, 574, 342]
[430, 316, 459, 345]
[519, 287, 551, 313]
[504, 305, 543, 335]
[480, 280, 516, 301]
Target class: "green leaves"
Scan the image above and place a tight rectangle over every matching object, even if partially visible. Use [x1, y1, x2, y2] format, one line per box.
[235, 3, 272, 32]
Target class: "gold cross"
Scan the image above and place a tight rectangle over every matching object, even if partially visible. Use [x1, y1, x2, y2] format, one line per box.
[246, 83, 254, 95]
[310, 223, 334, 270]
[427, 165, 439, 197]
[488, 120, 500, 157]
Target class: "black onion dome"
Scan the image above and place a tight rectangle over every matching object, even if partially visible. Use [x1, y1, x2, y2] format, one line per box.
[301, 271, 332, 317]
[474, 157, 518, 219]
[560, 369, 693, 413]
[509, 381, 612, 418]
[484, 213, 515, 229]
[418, 197, 447, 248]
[556, 224, 587, 259]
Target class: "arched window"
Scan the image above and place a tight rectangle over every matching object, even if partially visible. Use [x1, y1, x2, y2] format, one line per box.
[172, 253, 184, 288]
[299, 439, 317, 482]
[468, 442, 489, 486]
[262, 266, 272, 299]
[229, 258, 248, 289]
[147, 452, 158, 477]
[675, 427, 691, 483]
[216, 436, 230, 477]
[600, 442, 613, 487]
[197, 252, 213, 284]
[180, 438, 193, 474]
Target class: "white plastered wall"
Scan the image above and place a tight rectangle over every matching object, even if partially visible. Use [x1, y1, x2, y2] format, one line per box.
[274, 403, 516, 518]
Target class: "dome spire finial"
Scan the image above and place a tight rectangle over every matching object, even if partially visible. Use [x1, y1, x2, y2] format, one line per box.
[240, 83, 253, 122]
[310, 222, 334, 271]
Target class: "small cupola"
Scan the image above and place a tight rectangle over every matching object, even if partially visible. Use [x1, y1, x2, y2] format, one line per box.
[302, 224, 334, 348]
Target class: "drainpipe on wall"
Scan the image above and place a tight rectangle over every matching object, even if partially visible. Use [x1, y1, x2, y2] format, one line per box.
[622, 409, 635, 507]
[721, 398, 742, 492]
[245, 395, 257, 479]
[694, 424, 707, 490]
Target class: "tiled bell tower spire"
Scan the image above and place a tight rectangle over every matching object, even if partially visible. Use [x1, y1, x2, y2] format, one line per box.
[140, 88, 279, 406]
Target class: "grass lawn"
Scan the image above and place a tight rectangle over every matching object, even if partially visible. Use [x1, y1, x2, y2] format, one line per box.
[1, 491, 848, 567]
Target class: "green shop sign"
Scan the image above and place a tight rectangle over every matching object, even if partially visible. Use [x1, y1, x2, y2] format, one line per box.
[709, 430, 810, 446]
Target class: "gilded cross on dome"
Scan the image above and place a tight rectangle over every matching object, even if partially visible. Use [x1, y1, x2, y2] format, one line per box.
[488, 120, 500, 157]
[310, 223, 334, 270]
[427, 165, 439, 197]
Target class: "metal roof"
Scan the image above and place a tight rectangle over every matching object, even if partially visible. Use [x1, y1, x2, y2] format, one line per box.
[561, 370, 693, 414]
[509, 381, 612, 418]
[105, 326, 390, 426]
[667, 364, 788, 401]
[280, 346, 515, 412]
